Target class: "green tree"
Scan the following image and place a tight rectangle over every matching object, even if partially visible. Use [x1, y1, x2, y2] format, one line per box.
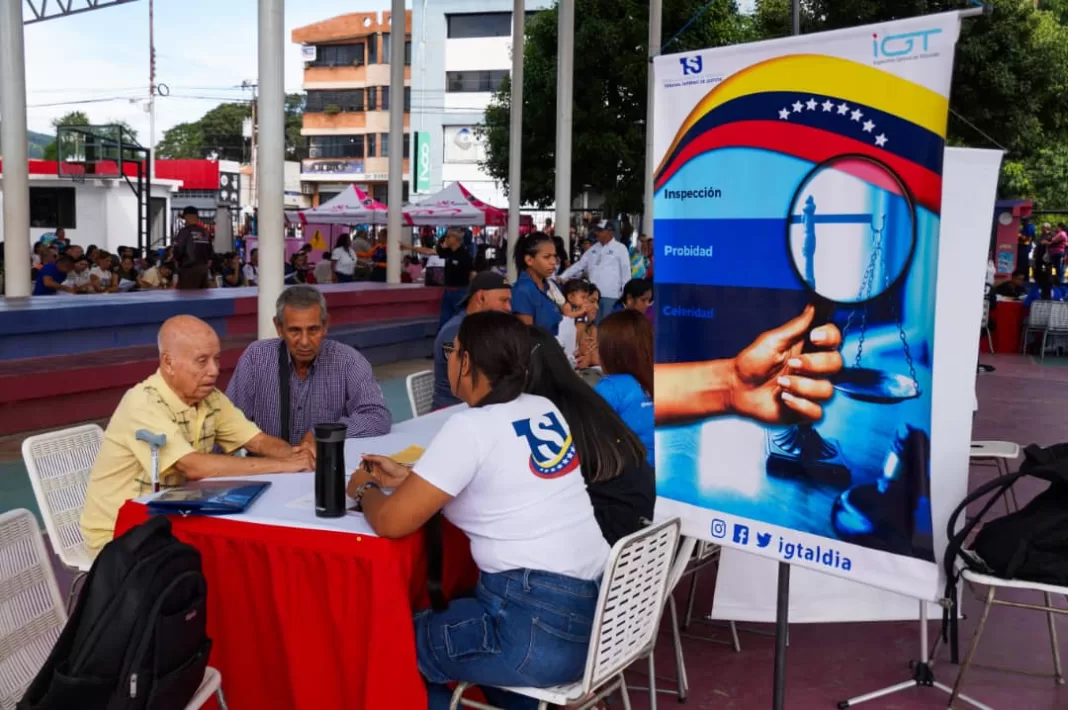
[157, 93, 306, 161]
[42, 111, 90, 160]
[481, 0, 750, 211]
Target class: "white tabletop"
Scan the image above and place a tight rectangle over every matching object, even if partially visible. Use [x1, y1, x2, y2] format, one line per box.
[138, 406, 464, 538]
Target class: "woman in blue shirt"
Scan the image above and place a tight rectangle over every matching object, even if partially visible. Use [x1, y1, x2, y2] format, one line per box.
[592, 310, 655, 468]
[511, 232, 564, 335]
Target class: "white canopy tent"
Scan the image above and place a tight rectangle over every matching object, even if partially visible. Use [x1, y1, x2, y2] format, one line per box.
[287, 185, 387, 226]
[402, 182, 507, 227]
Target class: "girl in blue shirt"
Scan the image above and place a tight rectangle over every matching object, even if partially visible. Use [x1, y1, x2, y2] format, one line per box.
[511, 232, 564, 335]
[592, 310, 655, 468]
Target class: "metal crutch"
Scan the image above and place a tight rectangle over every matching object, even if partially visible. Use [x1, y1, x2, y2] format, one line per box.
[135, 430, 168, 492]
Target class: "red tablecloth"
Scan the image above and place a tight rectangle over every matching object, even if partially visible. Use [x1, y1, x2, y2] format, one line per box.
[984, 299, 1027, 354]
[115, 502, 478, 710]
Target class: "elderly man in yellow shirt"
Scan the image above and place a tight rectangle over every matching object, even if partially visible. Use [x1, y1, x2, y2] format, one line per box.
[80, 315, 316, 557]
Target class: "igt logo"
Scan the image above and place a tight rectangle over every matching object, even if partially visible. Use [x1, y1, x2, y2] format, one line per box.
[679, 55, 703, 76]
[872, 28, 941, 59]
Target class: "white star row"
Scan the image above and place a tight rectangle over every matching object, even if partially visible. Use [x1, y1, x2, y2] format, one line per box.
[777, 96, 888, 148]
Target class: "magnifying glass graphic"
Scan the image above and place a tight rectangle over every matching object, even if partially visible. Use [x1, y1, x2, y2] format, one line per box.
[785, 153, 920, 403]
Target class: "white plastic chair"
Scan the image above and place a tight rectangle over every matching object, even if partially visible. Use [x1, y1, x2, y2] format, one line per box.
[1041, 301, 1068, 359]
[0, 508, 67, 710]
[1022, 300, 1053, 354]
[450, 517, 682, 710]
[949, 566, 1068, 708]
[969, 440, 1021, 512]
[21, 424, 103, 576]
[406, 370, 435, 419]
[0, 508, 227, 710]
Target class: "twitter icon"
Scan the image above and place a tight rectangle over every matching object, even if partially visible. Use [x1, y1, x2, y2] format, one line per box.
[756, 532, 773, 549]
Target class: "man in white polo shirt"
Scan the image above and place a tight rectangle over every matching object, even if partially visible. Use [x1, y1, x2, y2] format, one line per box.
[560, 220, 631, 322]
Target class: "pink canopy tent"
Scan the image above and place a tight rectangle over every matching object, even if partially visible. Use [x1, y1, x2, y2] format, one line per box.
[287, 185, 388, 225]
[403, 182, 506, 227]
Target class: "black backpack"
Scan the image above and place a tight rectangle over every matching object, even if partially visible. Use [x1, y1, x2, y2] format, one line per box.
[941, 443, 1068, 656]
[19, 515, 211, 710]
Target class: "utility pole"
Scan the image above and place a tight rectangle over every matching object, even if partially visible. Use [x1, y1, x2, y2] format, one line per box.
[243, 81, 259, 212]
[148, 0, 156, 182]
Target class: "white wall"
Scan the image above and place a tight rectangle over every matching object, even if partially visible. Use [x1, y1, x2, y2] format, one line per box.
[0, 178, 174, 254]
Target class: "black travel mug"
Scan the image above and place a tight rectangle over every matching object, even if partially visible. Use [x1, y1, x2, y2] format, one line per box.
[314, 423, 347, 518]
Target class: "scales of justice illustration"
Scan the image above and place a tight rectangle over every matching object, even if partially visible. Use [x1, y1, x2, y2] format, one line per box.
[766, 154, 933, 557]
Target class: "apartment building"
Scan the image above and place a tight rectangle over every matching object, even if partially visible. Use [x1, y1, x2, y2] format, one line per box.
[412, 1, 551, 207]
[292, 11, 412, 206]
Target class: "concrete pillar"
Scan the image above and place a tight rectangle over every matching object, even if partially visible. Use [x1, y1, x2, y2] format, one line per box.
[643, 0, 662, 243]
[506, 0, 525, 282]
[387, 0, 405, 284]
[257, 0, 285, 337]
[553, 0, 574, 255]
[1, 2, 31, 298]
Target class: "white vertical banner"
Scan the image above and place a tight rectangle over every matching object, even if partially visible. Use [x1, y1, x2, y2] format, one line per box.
[710, 147, 1005, 622]
[653, 13, 964, 600]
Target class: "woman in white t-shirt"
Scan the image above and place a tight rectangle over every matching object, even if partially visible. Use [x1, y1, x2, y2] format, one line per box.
[348, 312, 609, 709]
[331, 233, 358, 283]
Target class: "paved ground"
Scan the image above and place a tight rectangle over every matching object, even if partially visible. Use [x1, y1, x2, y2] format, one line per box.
[3, 354, 1066, 708]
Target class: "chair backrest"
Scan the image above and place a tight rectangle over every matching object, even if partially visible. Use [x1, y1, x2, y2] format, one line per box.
[1030, 300, 1054, 329]
[406, 370, 435, 419]
[579, 517, 681, 692]
[1049, 301, 1068, 331]
[21, 424, 103, 572]
[0, 508, 67, 710]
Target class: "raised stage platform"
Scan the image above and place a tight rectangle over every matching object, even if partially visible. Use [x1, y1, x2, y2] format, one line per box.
[0, 284, 443, 436]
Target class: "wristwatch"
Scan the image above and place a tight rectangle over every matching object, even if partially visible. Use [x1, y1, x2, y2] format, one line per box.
[352, 480, 381, 511]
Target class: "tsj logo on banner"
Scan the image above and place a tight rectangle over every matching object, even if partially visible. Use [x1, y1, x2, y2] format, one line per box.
[651, 12, 962, 600]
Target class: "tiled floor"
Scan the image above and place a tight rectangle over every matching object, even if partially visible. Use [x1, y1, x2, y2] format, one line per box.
[4, 354, 1066, 708]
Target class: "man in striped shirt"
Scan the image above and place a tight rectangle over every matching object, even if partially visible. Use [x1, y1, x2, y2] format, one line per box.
[226, 286, 392, 445]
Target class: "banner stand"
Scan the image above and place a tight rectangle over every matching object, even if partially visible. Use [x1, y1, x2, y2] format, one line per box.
[773, 563, 790, 709]
[836, 601, 993, 709]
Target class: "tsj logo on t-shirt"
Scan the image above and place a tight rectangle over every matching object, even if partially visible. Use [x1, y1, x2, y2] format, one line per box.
[512, 411, 581, 479]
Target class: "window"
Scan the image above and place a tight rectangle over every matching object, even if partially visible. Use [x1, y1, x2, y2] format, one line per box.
[380, 133, 389, 157]
[383, 33, 392, 64]
[446, 12, 512, 38]
[367, 86, 377, 111]
[368, 34, 378, 64]
[308, 135, 365, 159]
[306, 89, 365, 113]
[309, 43, 365, 68]
[403, 133, 411, 159]
[404, 87, 411, 112]
[405, 40, 412, 66]
[367, 134, 376, 158]
[174, 189, 217, 200]
[29, 187, 76, 228]
[372, 183, 409, 205]
[446, 70, 509, 93]
[382, 86, 390, 111]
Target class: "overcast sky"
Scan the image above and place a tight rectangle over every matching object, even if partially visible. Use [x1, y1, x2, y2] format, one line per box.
[21, 0, 395, 141]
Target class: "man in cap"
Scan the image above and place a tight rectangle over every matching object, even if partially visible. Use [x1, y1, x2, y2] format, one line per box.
[173, 206, 214, 289]
[431, 271, 512, 410]
[561, 220, 632, 321]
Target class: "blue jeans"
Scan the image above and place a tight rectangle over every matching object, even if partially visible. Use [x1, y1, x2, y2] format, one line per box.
[440, 287, 467, 331]
[1053, 254, 1065, 283]
[336, 272, 354, 283]
[414, 569, 600, 710]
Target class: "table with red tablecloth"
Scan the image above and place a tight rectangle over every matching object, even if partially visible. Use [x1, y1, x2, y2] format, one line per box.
[115, 501, 476, 710]
[113, 407, 477, 710]
[983, 299, 1027, 353]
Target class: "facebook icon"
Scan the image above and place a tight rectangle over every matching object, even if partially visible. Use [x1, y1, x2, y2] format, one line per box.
[679, 55, 703, 76]
[733, 524, 749, 545]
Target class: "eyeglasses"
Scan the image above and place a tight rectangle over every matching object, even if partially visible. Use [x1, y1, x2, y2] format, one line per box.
[442, 342, 456, 359]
